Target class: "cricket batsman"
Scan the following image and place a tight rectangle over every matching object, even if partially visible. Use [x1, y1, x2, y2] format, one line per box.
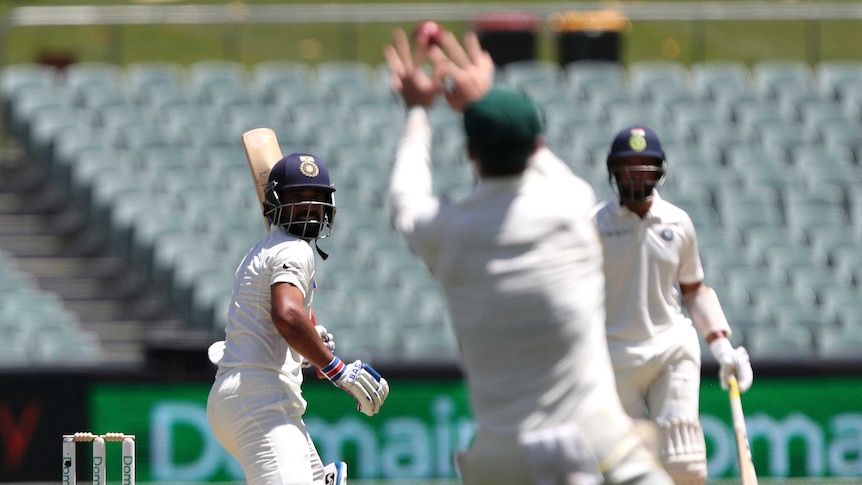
[592, 125, 754, 484]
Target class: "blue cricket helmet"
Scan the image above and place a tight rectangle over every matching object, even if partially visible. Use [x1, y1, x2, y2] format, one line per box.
[606, 125, 667, 203]
[263, 153, 336, 241]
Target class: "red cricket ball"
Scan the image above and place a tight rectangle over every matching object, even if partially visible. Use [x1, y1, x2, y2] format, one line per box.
[413, 20, 444, 47]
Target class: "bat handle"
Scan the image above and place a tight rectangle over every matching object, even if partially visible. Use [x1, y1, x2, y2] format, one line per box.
[728, 375, 740, 397]
[728, 375, 759, 485]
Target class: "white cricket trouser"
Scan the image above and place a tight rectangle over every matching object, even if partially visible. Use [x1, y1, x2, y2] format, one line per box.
[456, 409, 673, 485]
[207, 367, 325, 485]
[611, 324, 702, 424]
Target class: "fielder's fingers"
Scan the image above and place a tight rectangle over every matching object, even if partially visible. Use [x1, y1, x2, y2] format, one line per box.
[383, 46, 407, 92]
[439, 31, 471, 68]
[463, 31, 485, 64]
[383, 45, 404, 75]
[392, 28, 413, 67]
[428, 45, 452, 85]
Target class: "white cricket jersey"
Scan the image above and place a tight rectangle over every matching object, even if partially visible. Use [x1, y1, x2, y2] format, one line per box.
[215, 227, 316, 388]
[592, 193, 704, 346]
[390, 107, 618, 435]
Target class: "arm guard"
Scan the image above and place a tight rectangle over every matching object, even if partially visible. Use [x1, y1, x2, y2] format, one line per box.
[684, 286, 732, 341]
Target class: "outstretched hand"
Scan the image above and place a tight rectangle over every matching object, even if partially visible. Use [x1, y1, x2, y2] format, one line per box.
[384, 28, 442, 109]
[429, 31, 495, 112]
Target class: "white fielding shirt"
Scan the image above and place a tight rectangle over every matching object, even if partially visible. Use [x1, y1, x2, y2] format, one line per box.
[390, 107, 618, 435]
[215, 227, 316, 390]
[592, 193, 704, 346]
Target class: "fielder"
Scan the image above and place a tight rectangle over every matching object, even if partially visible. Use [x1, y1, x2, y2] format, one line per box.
[592, 126, 754, 485]
[206, 153, 389, 485]
[385, 28, 673, 485]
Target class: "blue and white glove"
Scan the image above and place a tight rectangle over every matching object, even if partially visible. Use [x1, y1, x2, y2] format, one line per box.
[321, 356, 390, 416]
[710, 337, 753, 392]
[301, 325, 336, 368]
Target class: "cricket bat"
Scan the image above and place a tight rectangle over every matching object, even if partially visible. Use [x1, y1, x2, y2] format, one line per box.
[241, 127, 283, 231]
[728, 375, 758, 485]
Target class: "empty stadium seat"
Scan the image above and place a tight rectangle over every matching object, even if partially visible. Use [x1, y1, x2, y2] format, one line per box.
[740, 225, 795, 264]
[501, 60, 561, 89]
[734, 103, 787, 136]
[9, 83, 72, 141]
[751, 59, 814, 100]
[250, 60, 313, 102]
[808, 227, 857, 267]
[721, 266, 777, 309]
[816, 325, 862, 359]
[757, 123, 811, 161]
[518, 79, 567, 106]
[832, 306, 862, 335]
[32, 330, 103, 364]
[63, 62, 123, 107]
[315, 60, 375, 96]
[690, 60, 750, 99]
[628, 60, 690, 101]
[400, 325, 460, 362]
[125, 61, 184, 100]
[108, 190, 183, 259]
[771, 298, 835, 334]
[815, 59, 862, 100]
[27, 107, 80, 164]
[0, 63, 59, 126]
[333, 323, 403, 363]
[50, 126, 110, 180]
[691, 124, 747, 164]
[174, 261, 236, 329]
[745, 324, 814, 360]
[563, 60, 626, 100]
[187, 60, 248, 103]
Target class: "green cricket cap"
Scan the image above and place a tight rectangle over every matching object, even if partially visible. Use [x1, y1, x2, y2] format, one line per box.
[463, 88, 543, 168]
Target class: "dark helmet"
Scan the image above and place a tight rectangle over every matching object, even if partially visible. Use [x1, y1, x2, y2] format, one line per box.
[606, 125, 667, 203]
[263, 153, 336, 240]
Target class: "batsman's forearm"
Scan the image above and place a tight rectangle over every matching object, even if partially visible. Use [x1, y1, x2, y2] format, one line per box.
[273, 310, 335, 369]
[685, 285, 732, 340]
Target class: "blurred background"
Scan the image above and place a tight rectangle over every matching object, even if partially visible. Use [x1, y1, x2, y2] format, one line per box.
[1, 0, 862, 483]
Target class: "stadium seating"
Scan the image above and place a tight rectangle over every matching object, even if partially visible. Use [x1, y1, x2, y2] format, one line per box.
[746, 324, 815, 360]
[4, 56, 862, 365]
[815, 59, 862, 99]
[689, 59, 750, 100]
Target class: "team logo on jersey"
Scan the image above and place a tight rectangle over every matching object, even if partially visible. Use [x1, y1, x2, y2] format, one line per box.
[299, 156, 320, 177]
[660, 228, 674, 241]
[629, 128, 647, 152]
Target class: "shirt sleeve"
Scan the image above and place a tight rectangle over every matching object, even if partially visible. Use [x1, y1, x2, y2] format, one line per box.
[677, 212, 705, 285]
[271, 241, 315, 297]
[389, 106, 448, 270]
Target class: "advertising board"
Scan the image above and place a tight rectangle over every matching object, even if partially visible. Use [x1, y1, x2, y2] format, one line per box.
[85, 377, 862, 481]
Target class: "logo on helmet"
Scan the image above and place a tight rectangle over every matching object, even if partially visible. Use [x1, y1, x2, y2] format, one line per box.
[299, 156, 320, 177]
[629, 128, 647, 152]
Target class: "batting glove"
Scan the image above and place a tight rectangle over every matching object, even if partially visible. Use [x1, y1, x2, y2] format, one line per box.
[709, 337, 753, 392]
[317, 325, 336, 352]
[321, 357, 390, 416]
[301, 325, 336, 368]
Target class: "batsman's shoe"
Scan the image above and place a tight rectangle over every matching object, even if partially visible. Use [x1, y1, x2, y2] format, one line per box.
[323, 461, 347, 485]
